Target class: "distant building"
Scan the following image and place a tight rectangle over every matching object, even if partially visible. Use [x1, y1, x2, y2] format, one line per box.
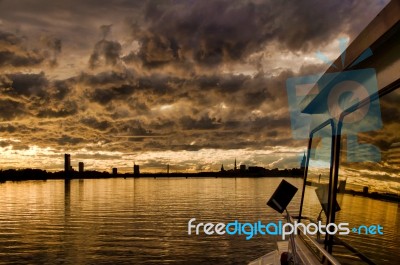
[112, 168, 118, 175]
[248, 166, 267, 174]
[64, 154, 71, 172]
[234, 158, 237, 171]
[220, 164, 225, 172]
[78, 162, 84, 173]
[300, 152, 306, 170]
[240, 165, 246, 172]
[134, 164, 140, 176]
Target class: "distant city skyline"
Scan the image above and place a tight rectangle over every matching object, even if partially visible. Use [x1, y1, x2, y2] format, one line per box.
[62, 153, 304, 174]
[0, 0, 389, 172]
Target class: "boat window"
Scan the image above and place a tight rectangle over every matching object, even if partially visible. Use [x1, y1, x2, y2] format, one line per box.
[332, 87, 400, 264]
[299, 121, 334, 260]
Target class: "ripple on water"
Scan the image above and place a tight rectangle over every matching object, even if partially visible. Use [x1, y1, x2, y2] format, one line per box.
[0, 178, 398, 265]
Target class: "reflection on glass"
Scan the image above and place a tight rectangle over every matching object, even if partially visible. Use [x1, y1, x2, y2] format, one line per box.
[332, 88, 400, 264]
[339, 88, 400, 194]
[300, 123, 333, 261]
[303, 124, 333, 218]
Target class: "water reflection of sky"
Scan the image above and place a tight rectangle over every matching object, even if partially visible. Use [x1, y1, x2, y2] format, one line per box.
[0, 178, 398, 264]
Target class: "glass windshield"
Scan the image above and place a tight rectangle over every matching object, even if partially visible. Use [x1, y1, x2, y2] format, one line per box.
[299, 122, 333, 259]
[331, 88, 400, 264]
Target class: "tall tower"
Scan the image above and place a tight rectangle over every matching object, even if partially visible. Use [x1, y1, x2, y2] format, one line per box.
[167, 164, 170, 174]
[221, 164, 225, 172]
[234, 158, 237, 171]
[78, 162, 84, 173]
[64, 154, 71, 172]
[134, 163, 140, 176]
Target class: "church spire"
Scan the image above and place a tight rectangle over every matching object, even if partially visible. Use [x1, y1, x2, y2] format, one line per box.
[234, 158, 237, 171]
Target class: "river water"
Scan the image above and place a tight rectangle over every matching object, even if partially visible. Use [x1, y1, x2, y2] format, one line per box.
[0, 178, 398, 264]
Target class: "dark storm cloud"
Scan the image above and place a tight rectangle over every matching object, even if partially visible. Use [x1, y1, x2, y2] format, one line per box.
[3, 72, 48, 98]
[90, 84, 135, 104]
[126, 99, 150, 115]
[57, 135, 85, 146]
[74, 152, 122, 160]
[1, 0, 387, 70]
[0, 31, 23, 45]
[75, 64, 319, 153]
[81, 116, 112, 131]
[249, 116, 292, 132]
[126, 0, 385, 69]
[36, 101, 78, 118]
[150, 119, 176, 131]
[81, 70, 183, 105]
[42, 36, 62, 67]
[115, 122, 154, 137]
[0, 72, 78, 122]
[0, 98, 26, 120]
[89, 39, 122, 68]
[143, 140, 167, 150]
[137, 74, 174, 95]
[137, 33, 179, 68]
[52, 80, 71, 100]
[79, 71, 130, 86]
[0, 50, 44, 68]
[380, 90, 400, 125]
[196, 74, 249, 93]
[0, 30, 60, 68]
[354, 91, 400, 153]
[179, 115, 222, 130]
[243, 90, 270, 108]
[43, 37, 62, 54]
[0, 140, 10, 148]
[0, 124, 17, 133]
[0, 123, 41, 135]
[138, 0, 271, 66]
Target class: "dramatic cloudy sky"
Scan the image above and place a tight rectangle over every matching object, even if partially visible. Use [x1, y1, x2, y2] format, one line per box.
[0, 0, 390, 172]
